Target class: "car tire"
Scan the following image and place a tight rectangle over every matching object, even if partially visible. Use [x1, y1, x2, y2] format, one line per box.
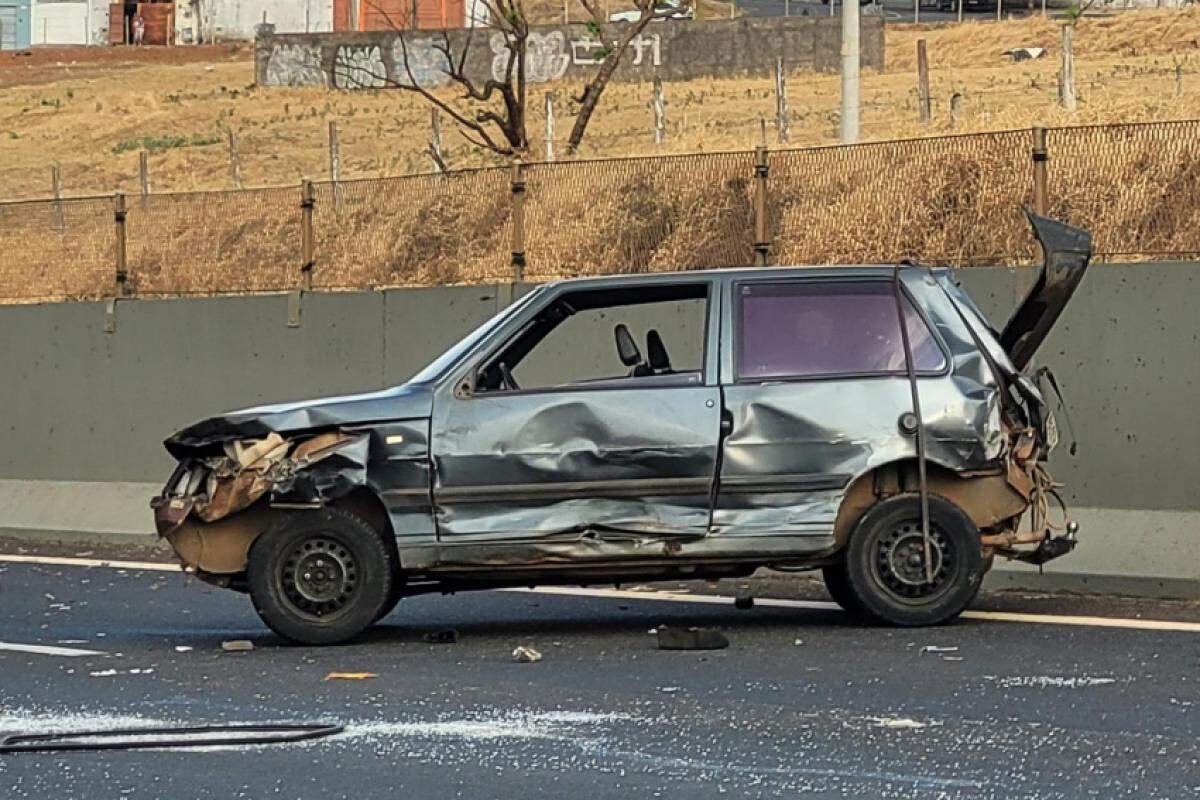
[843, 493, 983, 627]
[247, 508, 396, 645]
[821, 563, 864, 614]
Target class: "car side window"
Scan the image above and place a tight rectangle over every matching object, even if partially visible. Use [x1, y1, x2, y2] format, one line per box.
[475, 284, 708, 394]
[735, 280, 946, 381]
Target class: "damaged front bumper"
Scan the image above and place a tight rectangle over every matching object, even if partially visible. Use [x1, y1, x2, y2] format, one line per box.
[150, 430, 371, 578]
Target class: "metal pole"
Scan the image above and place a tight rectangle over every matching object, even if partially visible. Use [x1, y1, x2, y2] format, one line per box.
[914, 0, 919, 26]
[138, 151, 149, 206]
[51, 166, 63, 230]
[1059, 25, 1077, 111]
[1031, 124, 1048, 216]
[917, 39, 931, 124]
[652, 78, 665, 147]
[958, 0, 963, 23]
[227, 129, 243, 188]
[510, 160, 526, 282]
[753, 145, 770, 267]
[840, 0, 860, 144]
[893, 265, 933, 585]
[113, 192, 128, 297]
[300, 179, 315, 291]
[544, 92, 555, 161]
[996, 0, 1002, 21]
[775, 57, 789, 143]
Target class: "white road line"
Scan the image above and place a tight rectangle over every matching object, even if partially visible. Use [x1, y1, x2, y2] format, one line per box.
[5, 553, 1200, 634]
[0, 642, 106, 657]
[0, 554, 178, 572]
[508, 586, 1200, 634]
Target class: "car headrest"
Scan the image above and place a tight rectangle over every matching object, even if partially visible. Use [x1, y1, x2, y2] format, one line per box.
[614, 324, 642, 367]
[646, 329, 670, 371]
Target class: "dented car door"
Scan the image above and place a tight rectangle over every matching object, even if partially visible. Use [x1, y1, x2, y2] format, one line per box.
[427, 279, 723, 565]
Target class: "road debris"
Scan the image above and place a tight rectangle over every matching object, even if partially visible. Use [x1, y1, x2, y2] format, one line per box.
[174, 646, 193, 653]
[1004, 47, 1046, 62]
[992, 675, 1117, 689]
[512, 646, 542, 663]
[920, 646, 959, 655]
[657, 626, 729, 651]
[324, 672, 378, 681]
[422, 628, 459, 644]
[221, 640, 254, 652]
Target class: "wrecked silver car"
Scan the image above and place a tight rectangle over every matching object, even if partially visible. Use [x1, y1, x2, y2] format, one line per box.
[152, 212, 1090, 645]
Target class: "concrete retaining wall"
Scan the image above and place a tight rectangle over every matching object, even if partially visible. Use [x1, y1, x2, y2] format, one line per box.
[255, 16, 886, 89]
[2, 263, 1197, 596]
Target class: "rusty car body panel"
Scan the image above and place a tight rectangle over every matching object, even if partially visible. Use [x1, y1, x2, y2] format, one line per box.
[153, 213, 1091, 594]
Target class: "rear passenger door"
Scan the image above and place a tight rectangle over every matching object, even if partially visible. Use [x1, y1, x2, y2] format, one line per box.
[713, 276, 949, 548]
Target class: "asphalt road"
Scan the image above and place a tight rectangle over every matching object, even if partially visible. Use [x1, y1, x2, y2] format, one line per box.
[2, 558, 1199, 799]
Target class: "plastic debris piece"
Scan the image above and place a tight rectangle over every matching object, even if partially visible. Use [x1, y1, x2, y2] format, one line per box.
[920, 645, 959, 655]
[174, 646, 194, 653]
[657, 626, 729, 651]
[512, 646, 542, 663]
[422, 628, 459, 644]
[324, 672, 377, 681]
[221, 640, 254, 652]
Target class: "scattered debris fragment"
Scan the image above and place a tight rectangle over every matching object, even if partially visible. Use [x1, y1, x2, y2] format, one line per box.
[422, 628, 459, 645]
[920, 646, 959, 655]
[221, 640, 254, 652]
[793, 639, 804, 646]
[657, 626, 729, 651]
[1003, 47, 1046, 62]
[942, 656, 964, 662]
[0, 722, 344, 753]
[89, 669, 118, 677]
[174, 646, 193, 653]
[512, 646, 542, 663]
[658, 686, 682, 693]
[324, 672, 378, 681]
[870, 716, 938, 729]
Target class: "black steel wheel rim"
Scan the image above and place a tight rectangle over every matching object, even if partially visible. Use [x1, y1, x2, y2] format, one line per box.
[870, 520, 957, 604]
[279, 536, 358, 619]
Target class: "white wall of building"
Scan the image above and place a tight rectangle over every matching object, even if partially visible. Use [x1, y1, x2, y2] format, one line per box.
[189, 0, 333, 41]
[31, 0, 88, 45]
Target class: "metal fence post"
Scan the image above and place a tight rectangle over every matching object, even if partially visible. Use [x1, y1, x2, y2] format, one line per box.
[300, 179, 315, 291]
[113, 191, 128, 296]
[753, 145, 770, 267]
[1031, 124, 1048, 216]
[510, 160, 526, 282]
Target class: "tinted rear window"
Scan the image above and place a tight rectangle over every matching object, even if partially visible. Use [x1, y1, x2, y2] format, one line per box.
[736, 281, 946, 380]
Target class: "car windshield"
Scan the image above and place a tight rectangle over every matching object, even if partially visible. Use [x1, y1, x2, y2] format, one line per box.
[407, 287, 546, 384]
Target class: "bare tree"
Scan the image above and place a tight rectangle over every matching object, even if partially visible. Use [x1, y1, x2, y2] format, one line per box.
[334, 0, 692, 159]
[566, 0, 689, 154]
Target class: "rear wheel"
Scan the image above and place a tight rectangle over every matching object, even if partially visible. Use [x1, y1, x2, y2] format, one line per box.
[843, 494, 983, 627]
[821, 563, 863, 614]
[247, 508, 396, 645]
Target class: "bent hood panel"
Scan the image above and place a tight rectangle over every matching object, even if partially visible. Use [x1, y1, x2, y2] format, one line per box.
[165, 383, 434, 458]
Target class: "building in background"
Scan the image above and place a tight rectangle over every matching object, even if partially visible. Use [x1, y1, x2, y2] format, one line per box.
[332, 0, 473, 31]
[30, 0, 110, 44]
[174, 0, 333, 43]
[0, 0, 32, 49]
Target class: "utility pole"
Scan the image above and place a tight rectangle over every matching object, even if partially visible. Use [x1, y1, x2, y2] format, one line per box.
[840, 0, 860, 144]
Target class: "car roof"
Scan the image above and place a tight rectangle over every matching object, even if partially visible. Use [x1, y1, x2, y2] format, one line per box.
[539, 264, 941, 291]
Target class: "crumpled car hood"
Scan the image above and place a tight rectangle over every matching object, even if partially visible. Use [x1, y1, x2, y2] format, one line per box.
[164, 382, 433, 458]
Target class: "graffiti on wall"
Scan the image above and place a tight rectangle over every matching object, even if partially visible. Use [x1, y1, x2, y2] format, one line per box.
[333, 45, 388, 89]
[488, 31, 663, 83]
[391, 38, 451, 87]
[265, 43, 327, 87]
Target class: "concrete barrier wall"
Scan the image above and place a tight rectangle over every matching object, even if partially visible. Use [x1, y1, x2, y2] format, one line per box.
[2, 263, 1197, 595]
[255, 16, 886, 89]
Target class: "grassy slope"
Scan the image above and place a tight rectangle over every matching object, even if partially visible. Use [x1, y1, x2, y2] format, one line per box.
[0, 7, 1196, 200]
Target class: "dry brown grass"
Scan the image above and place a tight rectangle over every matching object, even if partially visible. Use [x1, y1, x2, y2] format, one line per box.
[0, 8, 1198, 301]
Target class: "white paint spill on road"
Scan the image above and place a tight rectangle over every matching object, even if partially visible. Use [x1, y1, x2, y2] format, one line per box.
[991, 675, 1118, 689]
[6, 552, 1200, 634]
[0, 641, 106, 658]
[869, 716, 939, 729]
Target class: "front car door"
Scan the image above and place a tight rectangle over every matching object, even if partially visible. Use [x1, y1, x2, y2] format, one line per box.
[428, 278, 722, 568]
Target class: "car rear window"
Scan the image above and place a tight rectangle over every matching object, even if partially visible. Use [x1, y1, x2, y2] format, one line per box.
[736, 280, 946, 380]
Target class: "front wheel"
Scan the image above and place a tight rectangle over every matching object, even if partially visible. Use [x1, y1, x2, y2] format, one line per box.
[843, 494, 983, 627]
[247, 508, 397, 645]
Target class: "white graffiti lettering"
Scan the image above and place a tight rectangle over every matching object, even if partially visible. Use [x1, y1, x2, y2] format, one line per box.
[391, 38, 449, 88]
[568, 32, 662, 68]
[490, 31, 569, 84]
[265, 43, 326, 87]
[630, 33, 662, 67]
[333, 45, 387, 89]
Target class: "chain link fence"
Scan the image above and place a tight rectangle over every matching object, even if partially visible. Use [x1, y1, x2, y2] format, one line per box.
[2, 120, 1199, 303]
